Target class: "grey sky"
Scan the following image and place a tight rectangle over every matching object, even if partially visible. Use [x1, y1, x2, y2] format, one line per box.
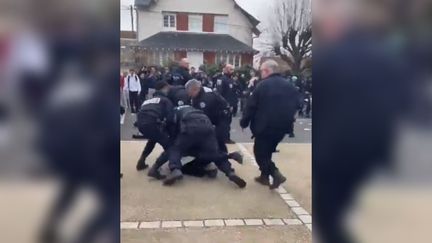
[120, 0, 271, 31]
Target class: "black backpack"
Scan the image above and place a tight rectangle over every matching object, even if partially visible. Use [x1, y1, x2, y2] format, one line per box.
[179, 108, 213, 134]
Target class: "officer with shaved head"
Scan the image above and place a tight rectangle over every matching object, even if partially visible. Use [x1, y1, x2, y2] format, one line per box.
[215, 63, 240, 144]
[171, 58, 193, 86]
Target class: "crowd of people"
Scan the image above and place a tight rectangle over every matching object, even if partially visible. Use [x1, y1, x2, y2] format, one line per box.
[121, 58, 312, 118]
[120, 58, 312, 188]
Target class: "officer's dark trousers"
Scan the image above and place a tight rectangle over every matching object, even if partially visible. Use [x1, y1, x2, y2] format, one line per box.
[129, 91, 140, 113]
[231, 101, 238, 117]
[138, 123, 171, 162]
[240, 97, 247, 113]
[168, 131, 234, 175]
[139, 91, 147, 106]
[253, 130, 286, 176]
[305, 100, 311, 117]
[216, 116, 232, 150]
[215, 124, 228, 153]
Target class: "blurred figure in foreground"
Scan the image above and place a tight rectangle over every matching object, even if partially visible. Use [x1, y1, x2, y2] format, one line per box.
[0, 1, 120, 242]
[313, 0, 431, 242]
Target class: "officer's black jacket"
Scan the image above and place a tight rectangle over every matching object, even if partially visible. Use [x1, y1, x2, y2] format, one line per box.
[167, 85, 191, 106]
[171, 66, 192, 86]
[202, 78, 214, 89]
[162, 72, 172, 84]
[241, 73, 299, 136]
[216, 74, 241, 105]
[170, 105, 212, 136]
[191, 87, 230, 126]
[137, 91, 174, 126]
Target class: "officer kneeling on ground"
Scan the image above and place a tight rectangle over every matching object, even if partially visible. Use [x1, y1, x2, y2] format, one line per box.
[164, 105, 246, 188]
[240, 60, 300, 189]
[135, 81, 175, 179]
[143, 82, 243, 180]
[134, 82, 190, 169]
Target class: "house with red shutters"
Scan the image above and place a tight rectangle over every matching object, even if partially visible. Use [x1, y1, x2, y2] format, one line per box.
[134, 0, 260, 69]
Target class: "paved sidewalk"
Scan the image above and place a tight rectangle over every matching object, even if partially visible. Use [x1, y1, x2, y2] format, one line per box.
[121, 141, 312, 243]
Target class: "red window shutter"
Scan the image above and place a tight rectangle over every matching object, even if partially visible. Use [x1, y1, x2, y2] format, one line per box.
[202, 14, 214, 32]
[176, 13, 188, 31]
[241, 53, 253, 65]
[175, 51, 187, 60]
[203, 52, 216, 64]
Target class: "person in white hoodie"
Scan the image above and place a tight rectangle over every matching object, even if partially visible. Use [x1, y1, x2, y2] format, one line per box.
[123, 69, 141, 113]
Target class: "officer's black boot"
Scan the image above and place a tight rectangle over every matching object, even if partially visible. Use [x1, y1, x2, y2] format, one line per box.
[228, 172, 246, 188]
[270, 169, 286, 189]
[204, 163, 218, 178]
[163, 169, 183, 186]
[205, 169, 218, 178]
[136, 156, 149, 171]
[254, 173, 270, 186]
[147, 164, 166, 180]
[228, 151, 243, 164]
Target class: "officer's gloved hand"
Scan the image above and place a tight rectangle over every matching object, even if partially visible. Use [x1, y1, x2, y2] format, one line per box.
[239, 118, 248, 129]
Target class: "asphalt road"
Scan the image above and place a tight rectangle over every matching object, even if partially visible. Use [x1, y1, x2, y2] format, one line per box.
[121, 111, 312, 143]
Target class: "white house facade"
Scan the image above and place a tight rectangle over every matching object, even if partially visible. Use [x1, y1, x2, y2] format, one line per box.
[134, 0, 259, 69]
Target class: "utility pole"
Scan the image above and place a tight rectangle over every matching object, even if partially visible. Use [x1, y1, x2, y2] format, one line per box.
[130, 5, 134, 31]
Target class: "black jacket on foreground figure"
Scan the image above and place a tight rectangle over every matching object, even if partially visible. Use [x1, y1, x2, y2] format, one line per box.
[171, 66, 192, 86]
[137, 91, 174, 126]
[240, 73, 299, 136]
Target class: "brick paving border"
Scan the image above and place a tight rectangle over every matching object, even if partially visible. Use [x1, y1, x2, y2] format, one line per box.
[121, 218, 302, 229]
[236, 143, 312, 232]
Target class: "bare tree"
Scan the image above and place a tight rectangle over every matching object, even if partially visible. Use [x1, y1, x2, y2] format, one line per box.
[265, 0, 312, 76]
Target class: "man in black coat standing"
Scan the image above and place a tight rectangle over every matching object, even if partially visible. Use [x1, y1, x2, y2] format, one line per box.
[240, 60, 300, 189]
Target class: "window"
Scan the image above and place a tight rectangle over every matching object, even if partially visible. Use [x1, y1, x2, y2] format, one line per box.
[163, 14, 176, 29]
[234, 55, 241, 67]
[214, 15, 228, 34]
[215, 53, 241, 67]
[228, 54, 235, 66]
[188, 14, 203, 32]
[216, 53, 226, 65]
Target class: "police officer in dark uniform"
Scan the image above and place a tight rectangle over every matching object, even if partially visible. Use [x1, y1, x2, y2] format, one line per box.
[135, 81, 175, 179]
[134, 82, 188, 175]
[164, 105, 246, 188]
[185, 79, 232, 153]
[215, 64, 238, 143]
[144, 81, 243, 179]
[171, 58, 193, 86]
[240, 60, 299, 189]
